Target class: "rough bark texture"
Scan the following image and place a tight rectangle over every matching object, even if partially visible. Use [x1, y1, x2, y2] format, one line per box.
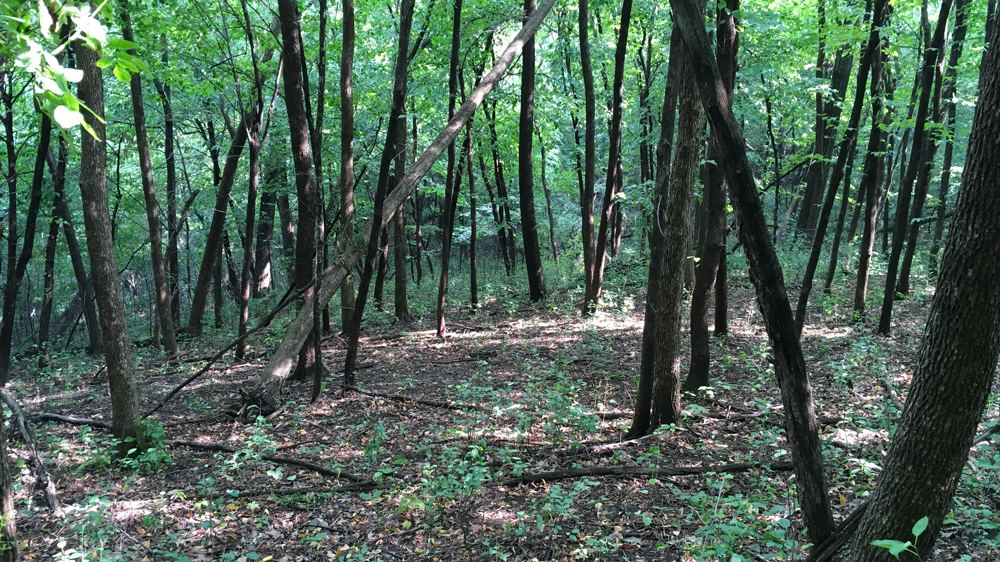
[627, 21, 682, 439]
[255, 180, 278, 296]
[586, 0, 631, 310]
[578, 0, 597, 308]
[832, 23, 1000, 561]
[0, 407, 16, 561]
[669, 0, 835, 545]
[245, 0, 558, 413]
[650, 26, 702, 429]
[339, 0, 357, 331]
[878, 0, 953, 335]
[77, 42, 143, 454]
[685, 0, 737, 393]
[518, 0, 546, 302]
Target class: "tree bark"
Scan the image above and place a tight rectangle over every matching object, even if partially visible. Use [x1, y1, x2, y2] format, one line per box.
[153, 76, 179, 325]
[339, 0, 357, 331]
[393, 101, 413, 322]
[255, 180, 277, 296]
[38, 199, 58, 366]
[822, 140, 859, 293]
[579, 0, 597, 308]
[669, 0, 835, 545]
[77, 41, 143, 454]
[878, 0, 953, 335]
[685, 0, 738, 394]
[0, 405, 16, 561]
[537, 131, 558, 263]
[122, 4, 178, 354]
[518, 0, 547, 302]
[245, 0, 558, 412]
[586, 0, 631, 310]
[831, 23, 1000, 561]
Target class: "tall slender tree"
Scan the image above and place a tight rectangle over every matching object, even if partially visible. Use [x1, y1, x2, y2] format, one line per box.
[518, 0, 546, 301]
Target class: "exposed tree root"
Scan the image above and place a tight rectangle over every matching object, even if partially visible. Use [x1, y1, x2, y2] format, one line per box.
[488, 460, 795, 488]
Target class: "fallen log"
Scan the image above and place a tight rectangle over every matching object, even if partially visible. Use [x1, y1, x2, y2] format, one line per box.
[168, 440, 366, 482]
[0, 389, 62, 514]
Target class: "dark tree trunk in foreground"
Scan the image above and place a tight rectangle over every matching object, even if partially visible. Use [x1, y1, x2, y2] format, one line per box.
[685, 0, 738, 393]
[670, 0, 835, 545]
[628, 21, 681, 439]
[579, 0, 597, 309]
[246, 0, 558, 413]
[122, 5, 178, 354]
[518, 0, 546, 302]
[650, 20, 702, 428]
[794, 0, 886, 336]
[0, 401, 15, 561]
[344, 0, 415, 385]
[831, 24, 1000, 561]
[77, 41, 143, 454]
[255, 183, 277, 296]
[586, 0, 631, 310]
[0, 108, 47, 385]
[339, 0, 357, 331]
[878, 0, 953, 335]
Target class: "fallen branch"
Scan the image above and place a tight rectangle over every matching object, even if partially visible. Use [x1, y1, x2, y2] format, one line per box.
[31, 412, 112, 429]
[344, 385, 481, 411]
[0, 389, 62, 514]
[143, 281, 309, 418]
[975, 420, 1000, 444]
[168, 440, 366, 482]
[205, 482, 384, 501]
[488, 461, 795, 488]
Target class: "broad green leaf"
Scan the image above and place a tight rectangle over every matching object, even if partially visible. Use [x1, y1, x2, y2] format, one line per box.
[912, 516, 929, 538]
[106, 37, 139, 51]
[113, 65, 131, 82]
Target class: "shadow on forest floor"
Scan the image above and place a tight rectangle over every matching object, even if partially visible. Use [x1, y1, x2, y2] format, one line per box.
[8, 269, 1000, 561]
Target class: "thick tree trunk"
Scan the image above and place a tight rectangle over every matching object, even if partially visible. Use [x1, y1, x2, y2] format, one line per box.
[878, 0, 953, 335]
[670, 0, 835, 545]
[0, 107, 48, 385]
[586, 0, 631, 310]
[122, 5, 178, 354]
[339, 0, 357, 331]
[579, 0, 597, 307]
[627, 20, 682, 439]
[77, 41, 143, 454]
[651, 23, 702, 428]
[245, 0, 558, 412]
[794, 0, 886, 336]
[518, 0, 546, 302]
[685, 0, 738, 393]
[831, 24, 1000, 561]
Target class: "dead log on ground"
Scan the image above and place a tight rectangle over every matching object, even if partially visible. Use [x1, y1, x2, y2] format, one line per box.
[0, 389, 62, 514]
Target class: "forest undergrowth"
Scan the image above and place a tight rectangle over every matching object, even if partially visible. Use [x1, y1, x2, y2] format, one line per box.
[5, 254, 1000, 562]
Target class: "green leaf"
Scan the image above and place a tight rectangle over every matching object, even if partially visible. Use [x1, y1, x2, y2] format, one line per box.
[911, 516, 929, 538]
[112, 65, 131, 82]
[95, 59, 113, 68]
[106, 37, 139, 51]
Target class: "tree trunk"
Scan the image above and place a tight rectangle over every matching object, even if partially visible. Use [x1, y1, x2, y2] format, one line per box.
[153, 75, 180, 325]
[627, 20, 682, 439]
[794, 0, 887, 336]
[411, 114, 425, 286]
[187, 114, 250, 336]
[374, 228, 389, 308]
[277, 194, 296, 276]
[685, 0, 738, 394]
[651, 17, 702, 428]
[669, 0, 835, 545]
[715, 233, 728, 336]
[245, 0, 558, 412]
[831, 24, 1000, 560]
[339, 0, 357, 331]
[393, 104, 412, 322]
[255, 182, 277, 296]
[122, 4, 178, 354]
[467, 125, 478, 309]
[38, 204, 58, 367]
[0, 107, 48, 385]
[795, 0, 826, 239]
[822, 140, 859, 293]
[537, 131, 558, 263]
[0, 405, 16, 561]
[878, 0, 953, 335]
[344, 0, 415, 385]
[579, 0, 597, 308]
[586, 0, 631, 310]
[518, 0, 547, 302]
[853, 76, 890, 314]
[488, 102, 515, 274]
[77, 40, 143, 454]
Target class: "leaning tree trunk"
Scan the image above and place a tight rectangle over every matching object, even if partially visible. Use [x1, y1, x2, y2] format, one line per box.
[831, 23, 1000, 561]
[670, 0, 835, 545]
[77, 40, 143, 455]
[878, 0, 953, 335]
[122, 3, 178, 354]
[585, 0, 631, 310]
[518, 0, 547, 302]
[0, 110, 48, 386]
[685, 0, 738, 394]
[245, 0, 559, 413]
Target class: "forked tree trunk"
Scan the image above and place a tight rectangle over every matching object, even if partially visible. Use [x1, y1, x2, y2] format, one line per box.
[831, 24, 1000, 561]
[77, 40, 143, 455]
[685, 0, 738, 393]
[246, 0, 558, 412]
[586, 0, 631, 310]
[670, 0, 834, 545]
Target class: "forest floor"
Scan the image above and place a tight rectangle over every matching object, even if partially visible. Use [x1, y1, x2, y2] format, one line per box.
[6, 263, 1000, 561]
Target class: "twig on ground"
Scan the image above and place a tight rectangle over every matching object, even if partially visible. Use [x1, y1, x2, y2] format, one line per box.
[343, 385, 481, 411]
[1, 390, 63, 514]
[30, 412, 112, 430]
[488, 461, 795, 487]
[168, 440, 367, 482]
